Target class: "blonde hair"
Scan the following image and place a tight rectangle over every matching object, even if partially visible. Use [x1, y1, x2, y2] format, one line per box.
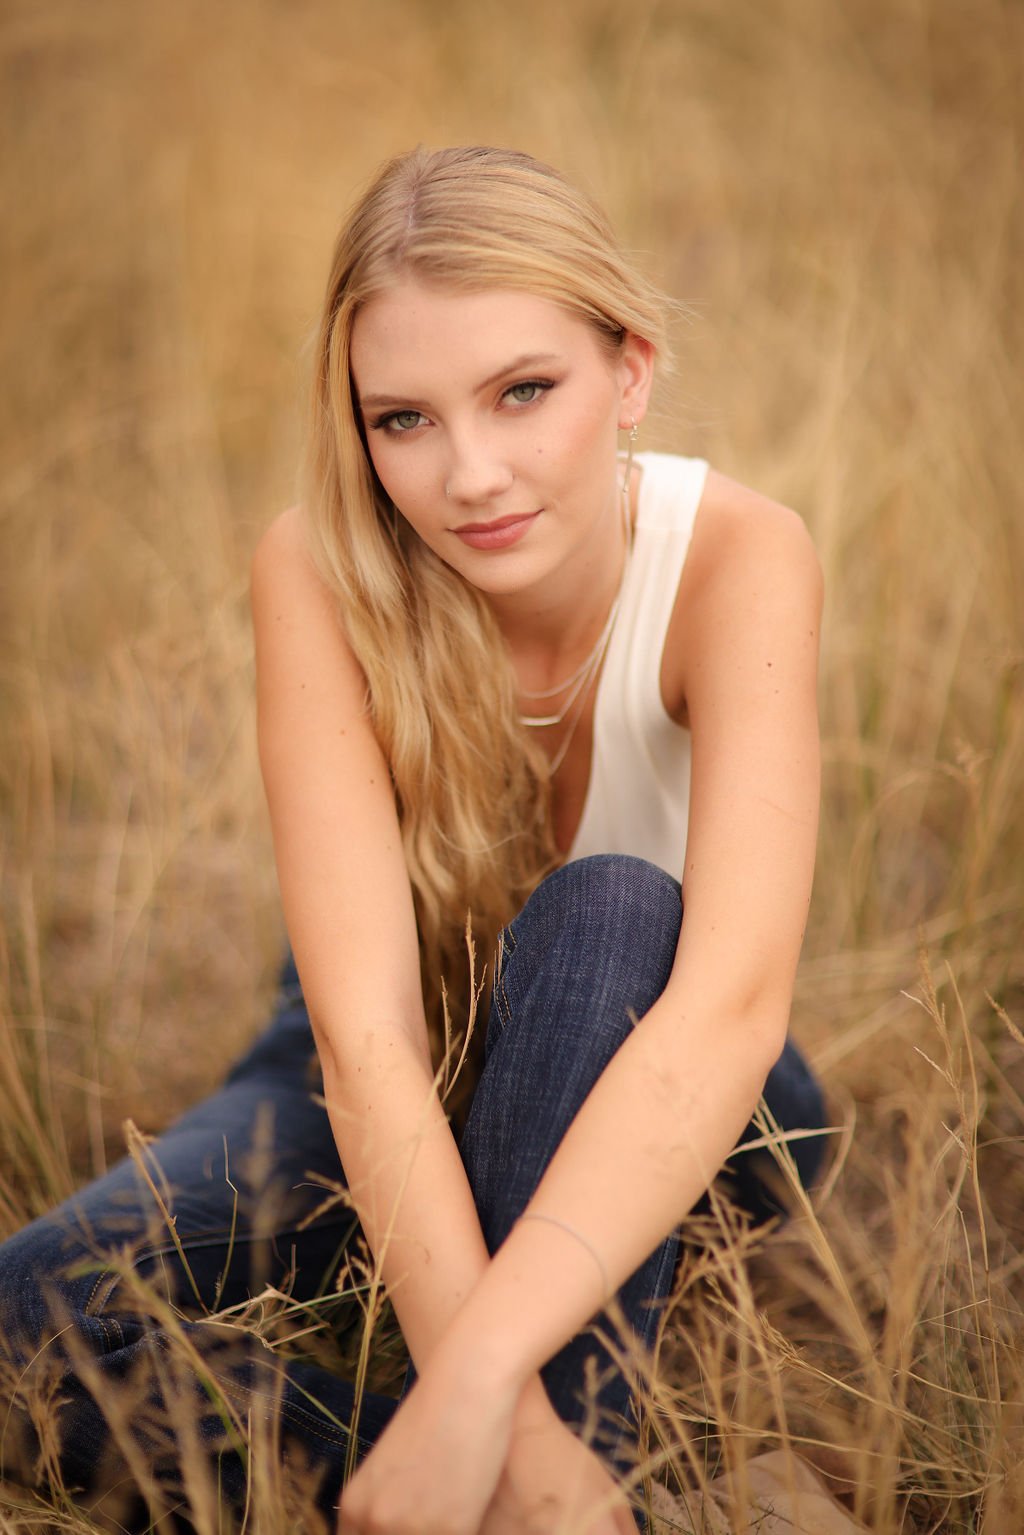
[301, 146, 667, 1062]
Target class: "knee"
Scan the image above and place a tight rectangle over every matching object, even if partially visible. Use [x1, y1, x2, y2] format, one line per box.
[468, 857, 681, 1158]
[517, 854, 681, 941]
[492, 855, 681, 1040]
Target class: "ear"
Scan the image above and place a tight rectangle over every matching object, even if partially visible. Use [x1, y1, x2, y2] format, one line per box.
[616, 333, 656, 429]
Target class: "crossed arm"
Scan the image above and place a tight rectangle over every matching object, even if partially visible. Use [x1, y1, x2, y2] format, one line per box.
[251, 477, 823, 1535]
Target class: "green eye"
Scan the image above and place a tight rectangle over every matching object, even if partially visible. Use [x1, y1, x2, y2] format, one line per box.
[391, 410, 424, 430]
[506, 379, 552, 405]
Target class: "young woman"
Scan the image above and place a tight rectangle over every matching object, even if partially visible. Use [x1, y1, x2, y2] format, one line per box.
[0, 146, 827, 1535]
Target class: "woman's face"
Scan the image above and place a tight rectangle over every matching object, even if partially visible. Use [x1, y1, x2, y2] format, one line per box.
[349, 280, 651, 601]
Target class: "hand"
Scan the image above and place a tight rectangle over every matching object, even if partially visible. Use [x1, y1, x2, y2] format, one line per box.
[480, 1386, 637, 1535]
[337, 1345, 519, 1535]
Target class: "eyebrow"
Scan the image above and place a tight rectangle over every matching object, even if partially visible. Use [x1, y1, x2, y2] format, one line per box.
[357, 352, 563, 412]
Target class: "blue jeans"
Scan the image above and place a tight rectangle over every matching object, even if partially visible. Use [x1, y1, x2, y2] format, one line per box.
[0, 856, 827, 1530]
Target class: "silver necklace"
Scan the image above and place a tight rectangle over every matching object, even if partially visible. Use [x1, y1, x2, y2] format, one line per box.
[541, 621, 615, 775]
[517, 458, 634, 734]
[517, 592, 623, 727]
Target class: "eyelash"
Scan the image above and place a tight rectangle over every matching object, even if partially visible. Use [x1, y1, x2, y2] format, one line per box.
[502, 378, 554, 408]
[370, 378, 555, 436]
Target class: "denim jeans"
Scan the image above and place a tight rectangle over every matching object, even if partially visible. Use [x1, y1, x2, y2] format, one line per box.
[0, 855, 827, 1530]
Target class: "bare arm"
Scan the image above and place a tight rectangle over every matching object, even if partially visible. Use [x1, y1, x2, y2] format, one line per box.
[252, 506, 495, 1366]
[253, 510, 631, 1533]
[440, 477, 824, 1379]
[338, 479, 824, 1533]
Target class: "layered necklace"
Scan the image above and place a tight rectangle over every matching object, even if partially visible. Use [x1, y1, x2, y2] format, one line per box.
[517, 451, 635, 776]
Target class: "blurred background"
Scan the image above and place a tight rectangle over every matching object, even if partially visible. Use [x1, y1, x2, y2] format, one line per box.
[1, 0, 1022, 1528]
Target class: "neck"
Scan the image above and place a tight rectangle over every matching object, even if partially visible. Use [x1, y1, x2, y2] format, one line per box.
[491, 463, 637, 691]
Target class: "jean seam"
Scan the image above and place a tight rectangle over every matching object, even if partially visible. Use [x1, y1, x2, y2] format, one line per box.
[215, 1374, 378, 1457]
[122, 1214, 355, 1274]
[492, 924, 516, 1036]
[86, 1267, 121, 1319]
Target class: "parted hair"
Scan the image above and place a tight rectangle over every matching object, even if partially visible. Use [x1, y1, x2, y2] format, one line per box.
[301, 145, 667, 1063]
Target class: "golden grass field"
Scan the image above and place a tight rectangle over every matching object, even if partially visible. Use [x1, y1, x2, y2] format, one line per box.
[1, 0, 1022, 1529]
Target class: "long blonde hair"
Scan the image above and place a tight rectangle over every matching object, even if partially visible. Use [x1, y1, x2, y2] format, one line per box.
[302, 146, 667, 1057]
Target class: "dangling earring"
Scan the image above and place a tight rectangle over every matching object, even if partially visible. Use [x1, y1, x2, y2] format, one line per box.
[625, 416, 638, 480]
[622, 416, 638, 545]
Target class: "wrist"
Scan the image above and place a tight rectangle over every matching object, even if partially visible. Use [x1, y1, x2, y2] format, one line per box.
[427, 1312, 529, 1409]
[430, 1211, 613, 1402]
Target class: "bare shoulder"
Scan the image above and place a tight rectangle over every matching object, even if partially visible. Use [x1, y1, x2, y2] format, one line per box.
[678, 469, 823, 641]
[250, 505, 358, 661]
[250, 504, 371, 762]
[688, 468, 822, 595]
[251, 505, 325, 606]
[252, 503, 307, 567]
[664, 469, 823, 716]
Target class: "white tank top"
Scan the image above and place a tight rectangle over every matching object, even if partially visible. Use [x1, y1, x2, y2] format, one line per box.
[566, 452, 709, 881]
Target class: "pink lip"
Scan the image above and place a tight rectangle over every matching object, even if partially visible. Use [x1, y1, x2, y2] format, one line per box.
[453, 511, 540, 550]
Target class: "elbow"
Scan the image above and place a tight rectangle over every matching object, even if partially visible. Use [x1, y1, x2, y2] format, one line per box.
[731, 982, 795, 1075]
[733, 1011, 792, 1094]
[662, 972, 794, 1082]
[311, 1016, 343, 1094]
[757, 1019, 795, 1099]
[309, 1008, 434, 1103]
[303, 998, 345, 1087]
[704, 950, 801, 1070]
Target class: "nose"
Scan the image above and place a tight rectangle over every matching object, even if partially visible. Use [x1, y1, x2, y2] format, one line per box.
[443, 426, 514, 506]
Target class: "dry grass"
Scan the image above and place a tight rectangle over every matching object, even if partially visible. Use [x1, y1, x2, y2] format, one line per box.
[1, 0, 1022, 1529]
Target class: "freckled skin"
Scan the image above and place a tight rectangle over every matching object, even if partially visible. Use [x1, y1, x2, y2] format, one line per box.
[349, 283, 647, 626]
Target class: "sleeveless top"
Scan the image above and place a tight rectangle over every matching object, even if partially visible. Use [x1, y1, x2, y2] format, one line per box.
[566, 452, 709, 880]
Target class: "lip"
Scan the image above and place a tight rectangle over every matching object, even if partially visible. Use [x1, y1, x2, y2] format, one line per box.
[453, 511, 540, 550]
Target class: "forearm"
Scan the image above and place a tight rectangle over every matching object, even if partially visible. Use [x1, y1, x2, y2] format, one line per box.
[434, 991, 784, 1391]
[322, 1029, 563, 1440]
[333, 991, 783, 1535]
[320, 1030, 492, 1369]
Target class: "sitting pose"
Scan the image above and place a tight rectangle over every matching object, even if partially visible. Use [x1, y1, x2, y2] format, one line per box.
[0, 146, 827, 1534]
